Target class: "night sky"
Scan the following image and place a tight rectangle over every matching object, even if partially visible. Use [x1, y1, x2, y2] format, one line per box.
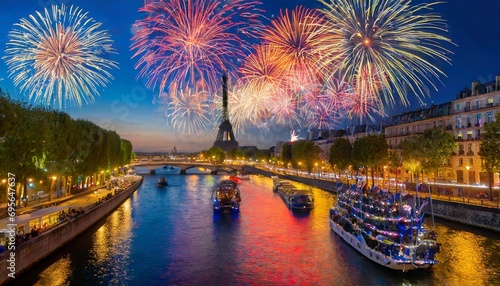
[0, 0, 499, 152]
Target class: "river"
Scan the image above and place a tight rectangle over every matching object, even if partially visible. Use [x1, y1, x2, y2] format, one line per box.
[11, 169, 500, 285]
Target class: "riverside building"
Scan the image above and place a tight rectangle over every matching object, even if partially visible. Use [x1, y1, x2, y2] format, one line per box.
[278, 74, 500, 187]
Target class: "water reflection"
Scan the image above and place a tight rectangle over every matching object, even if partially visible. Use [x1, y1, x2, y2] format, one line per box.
[89, 199, 133, 284]
[34, 255, 71, 286]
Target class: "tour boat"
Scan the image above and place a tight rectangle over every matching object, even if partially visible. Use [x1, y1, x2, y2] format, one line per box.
[271, 177, 294, 193]
[329, 183, 440, 271]
[212, 179, 241, 214]
[156, 177, 168, 187]
[276, 181, 314, 212]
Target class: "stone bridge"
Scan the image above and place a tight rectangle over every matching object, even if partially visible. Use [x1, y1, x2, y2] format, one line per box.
[130, 160, 242, 175]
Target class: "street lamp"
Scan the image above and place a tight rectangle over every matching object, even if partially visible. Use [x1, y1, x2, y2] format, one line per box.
[1, 179, 6, 211]
[49, 176, 57, 202]
[315, 162, 318, 178]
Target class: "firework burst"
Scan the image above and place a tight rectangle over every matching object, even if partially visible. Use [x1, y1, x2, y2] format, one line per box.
[3, 4, 118, 108]
[318, 0, 453, 106]
[131, 0, 264, 96]
[260, 6, 329, 104]
[167, 86, 212, 135]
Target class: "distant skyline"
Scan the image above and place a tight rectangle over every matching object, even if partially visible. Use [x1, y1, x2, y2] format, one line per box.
[1, 0, 500, 152]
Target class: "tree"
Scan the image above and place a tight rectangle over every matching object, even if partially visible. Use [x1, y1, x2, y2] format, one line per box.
[387, 151, 402, 192]
[291, 140, 322, 173]
[352, 135, 388, 187]
[420, 128, 456, 192]
[121, 139, 133, 165]
[207, 147, 226, 164]
[329, 138, 352, 178]
[400, 136, 423, 183]
[479, 113, 500, 201]
[280, 143, 293, 168]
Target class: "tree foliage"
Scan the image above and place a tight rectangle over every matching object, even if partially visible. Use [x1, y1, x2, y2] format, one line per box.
[207, 146, 226, 164]
[479, 113, 500, 200]
[420, 128, 456, 173]
[0, 95, 133, 199]
[352, 135, 388, 186]
[329, 138, 352, 172]
[291, 140, 322, 173]
[280, 143, 293, 167]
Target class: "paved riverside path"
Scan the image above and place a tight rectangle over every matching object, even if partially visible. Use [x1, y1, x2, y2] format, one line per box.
[0, 184, 107, 220]
[0, 175, 141, 230]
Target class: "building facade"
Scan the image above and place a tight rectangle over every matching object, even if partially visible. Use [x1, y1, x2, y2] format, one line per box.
[385, 75, 500, 185]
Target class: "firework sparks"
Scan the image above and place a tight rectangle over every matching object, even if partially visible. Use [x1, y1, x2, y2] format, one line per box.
[239, 44, 286, 97]
[261, 6, 327, 92]
[131, 0, 264, 95]
[305, 99, 338, 130]
[167, 86, 212, 135]
[258, 6, 330, 111]
[3, 4, 118, 108]
[318, 0, 453, 106]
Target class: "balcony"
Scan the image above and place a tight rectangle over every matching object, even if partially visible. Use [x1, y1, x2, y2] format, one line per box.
[445, 124, 453, 131]
[458, 150, 465, 156]
[467, 151, 474, 156]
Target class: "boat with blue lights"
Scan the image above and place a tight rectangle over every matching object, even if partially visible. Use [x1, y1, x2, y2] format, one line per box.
[212, 179, 241, 214]
[329, 182, 439, 271]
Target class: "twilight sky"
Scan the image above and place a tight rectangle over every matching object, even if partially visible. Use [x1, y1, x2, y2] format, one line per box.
[0, 0, 500, 152]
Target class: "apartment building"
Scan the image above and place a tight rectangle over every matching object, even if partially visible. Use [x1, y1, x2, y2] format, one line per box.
[385, 75, 500, 185]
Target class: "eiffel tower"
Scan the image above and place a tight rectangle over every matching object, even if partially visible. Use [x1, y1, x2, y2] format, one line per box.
[213, 73, 238, 152]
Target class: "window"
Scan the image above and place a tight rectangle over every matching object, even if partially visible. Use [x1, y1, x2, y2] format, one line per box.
[476, 114, 482, 126]
[468, 158, 473, 166]
[487, 112, 493, 123]
[467, 130, 473, 140]
[467, 143, 472, 152]
[459, 158, 463, 166]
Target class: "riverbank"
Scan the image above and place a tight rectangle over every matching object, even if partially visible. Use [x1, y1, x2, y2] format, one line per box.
[0, 175, 143, 285]
[244, 166, 500, 232]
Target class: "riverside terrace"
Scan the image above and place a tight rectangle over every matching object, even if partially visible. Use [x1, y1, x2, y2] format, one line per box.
[0, 175, 141, 252]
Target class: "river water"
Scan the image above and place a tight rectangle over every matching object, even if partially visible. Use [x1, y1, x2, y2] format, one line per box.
[11, 169, 500, 286]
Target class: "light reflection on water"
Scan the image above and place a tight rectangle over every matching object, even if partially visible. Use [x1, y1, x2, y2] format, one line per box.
[12, 173, 500, 286]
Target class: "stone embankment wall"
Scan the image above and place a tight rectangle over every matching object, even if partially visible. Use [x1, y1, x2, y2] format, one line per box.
[0, 177, 143, 285]
[431, 200, 500, 232]
[244, 166, 500, 232]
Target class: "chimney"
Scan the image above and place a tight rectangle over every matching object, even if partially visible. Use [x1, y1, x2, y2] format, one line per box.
[496, 74, 500, 91]
[471, 81, 479, 96]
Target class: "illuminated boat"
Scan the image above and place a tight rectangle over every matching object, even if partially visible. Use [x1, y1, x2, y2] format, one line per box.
[156, 177, 168, 187]
[212, 179, 241, 214]
[276, 182, 314, 212]
[329, 183, 439, 271]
